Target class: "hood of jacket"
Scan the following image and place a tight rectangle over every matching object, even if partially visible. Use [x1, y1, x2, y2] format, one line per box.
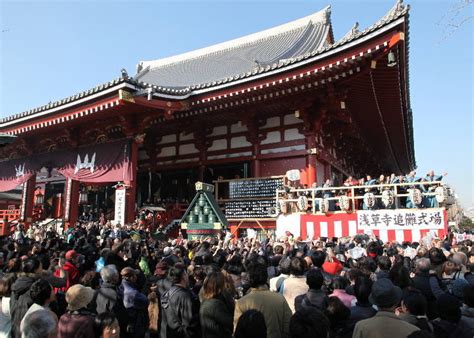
[11, 275, 36, 296]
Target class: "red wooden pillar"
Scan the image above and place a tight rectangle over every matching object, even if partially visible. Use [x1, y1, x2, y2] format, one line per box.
[20, 174, 36, 226]
[252, 143, 260, 178]
[305, 133, 317, 186]
[64, 178, 80, 229]
[124, 140, 138, 224]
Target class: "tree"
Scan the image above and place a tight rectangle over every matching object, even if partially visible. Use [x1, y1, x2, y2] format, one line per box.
[459, 215, 473, 229]
[437, 0, 474, 43]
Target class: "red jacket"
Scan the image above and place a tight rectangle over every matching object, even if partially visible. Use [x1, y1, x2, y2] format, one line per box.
[55, 261, 80, 292]
[322, 259, 343, 275]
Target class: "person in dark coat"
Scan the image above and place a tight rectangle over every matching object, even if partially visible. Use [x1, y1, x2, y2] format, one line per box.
[234, 309, 267, 338]
[95, 265, 128, 334]
[325, 297, 352, 338]
[149, 260, 172, 335]
[10, 257, 41, 338]
[398, 288, 433, 333]
[119, 267, 149, 337]
[96, 265, 120, 314]
[431, 294, 473, 338]
[411, 258, 438, 319]
[295, 268, 329, 312]
[160, 265, 200, 338]
[311, 251, 335, 293]
[199, 271, 234, 338]
[349, 276, 376, 326]
[461, 284, 474, 330]
[375, 256, 391, 280]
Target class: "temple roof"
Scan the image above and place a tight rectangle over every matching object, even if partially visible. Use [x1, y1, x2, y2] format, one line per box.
[0, 1, 411, 127]
[136, 6, 333, 89]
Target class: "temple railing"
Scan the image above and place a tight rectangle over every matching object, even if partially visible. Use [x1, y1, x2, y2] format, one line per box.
[275, 181, 453, 215]
[0, 208, 20, 222]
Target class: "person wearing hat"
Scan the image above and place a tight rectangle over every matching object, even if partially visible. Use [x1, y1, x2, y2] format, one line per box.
[353, 278, 420, 338]
[57, 284, 96, 338]
[163, 247, 179, 266]
[55, 250, 80, 292]
[153, 261, 172, 298]
[119, 267, 149, 337]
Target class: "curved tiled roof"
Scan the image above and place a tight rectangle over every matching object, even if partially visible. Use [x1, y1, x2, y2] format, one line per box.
[136, 1, 409, 93]
[136, 6, 332, 89]
[0, 77, 129, 124]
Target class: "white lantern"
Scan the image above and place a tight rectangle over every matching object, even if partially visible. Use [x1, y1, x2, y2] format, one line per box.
[297, 196, 309, 212]
[381, 190, 395, 208]
[363, 193, 376, 209]
[409, 188, 423, 206]
[435, 186, 447, 203]
[338, 195, 351, 212]
[320, 198, 330, 213]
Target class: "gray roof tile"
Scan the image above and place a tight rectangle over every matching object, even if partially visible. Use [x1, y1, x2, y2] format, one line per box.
[137, 6, 332, 88]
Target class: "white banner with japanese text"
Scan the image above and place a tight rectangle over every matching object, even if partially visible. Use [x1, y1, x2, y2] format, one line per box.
[114, 188, 126, 225]
[357, 208, 445, 230]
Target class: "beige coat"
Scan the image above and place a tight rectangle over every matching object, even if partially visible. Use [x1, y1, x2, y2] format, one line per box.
[353, 311, 419, 338]
[281, 275, 308, 313]
[234, 286, 291, 338]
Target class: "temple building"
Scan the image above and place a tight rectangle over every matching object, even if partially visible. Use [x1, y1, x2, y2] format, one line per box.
[0, 1, 415, 230]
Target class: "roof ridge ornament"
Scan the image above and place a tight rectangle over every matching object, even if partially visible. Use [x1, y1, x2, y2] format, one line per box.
[396, 0, 406, 13]
[351, 22, 360, 36]
[340, 22, 360, 42]
[322, 5, 331, 25]
[121, 68, 129, 79]
[385, 0, 408, 20]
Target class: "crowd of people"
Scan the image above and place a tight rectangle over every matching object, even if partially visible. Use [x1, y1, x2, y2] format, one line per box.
[0, 220, 473, 338]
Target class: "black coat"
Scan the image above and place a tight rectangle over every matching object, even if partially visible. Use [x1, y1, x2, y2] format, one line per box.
[199, 294, 234, 338]
[10, 275, 37, 338]
[160, 285, 200, 338]
[412, 272, 438, 319]
[349, 302, 376, 324]
[294, 289, 329, 312]
[431, 318, 474, 338]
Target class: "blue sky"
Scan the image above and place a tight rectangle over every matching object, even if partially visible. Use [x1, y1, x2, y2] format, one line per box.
[0, 0, 472, 208]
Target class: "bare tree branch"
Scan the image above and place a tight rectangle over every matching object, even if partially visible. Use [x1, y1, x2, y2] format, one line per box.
[437, 0, 473, 43]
